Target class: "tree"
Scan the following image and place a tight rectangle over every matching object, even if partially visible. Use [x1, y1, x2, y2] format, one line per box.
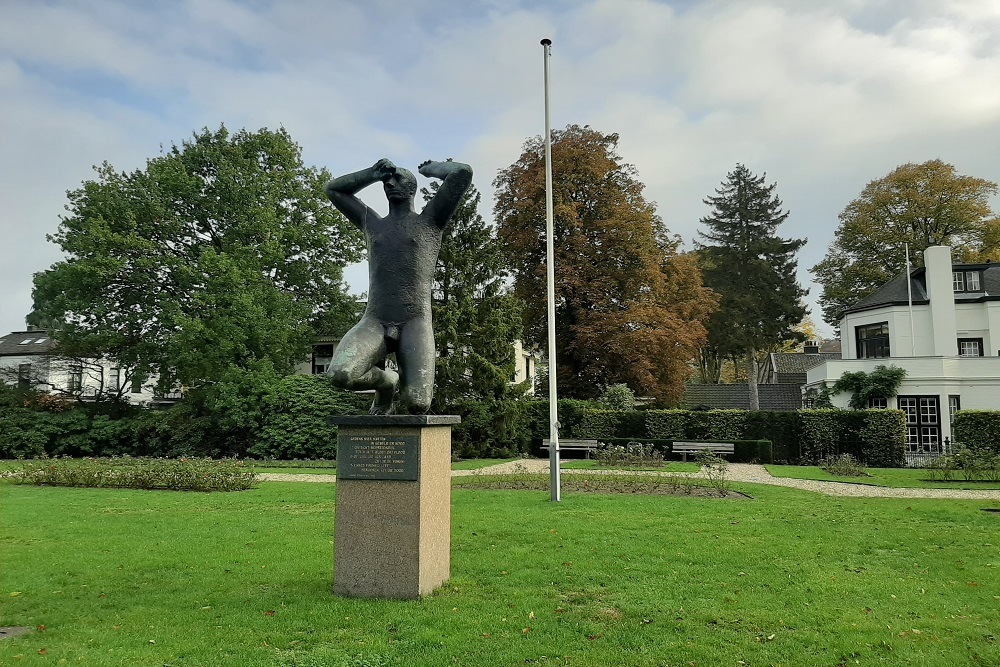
[30, 126, 364, 398]
[494, 124, 715, 404]
[696, 164, 807, 409]
[812, 159, 999, 328]
[424, 182, 525, 410]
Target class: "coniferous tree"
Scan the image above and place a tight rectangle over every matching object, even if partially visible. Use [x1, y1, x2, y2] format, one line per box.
[424, 183, 524, 410]
[495, 125, 715, 404]
[696, 164, 807, 408]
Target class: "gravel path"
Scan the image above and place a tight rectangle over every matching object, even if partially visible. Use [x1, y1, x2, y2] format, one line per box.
[258, 460, 1000, 500]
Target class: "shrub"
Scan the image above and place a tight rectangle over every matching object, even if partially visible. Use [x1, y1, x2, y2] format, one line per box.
[525, 399, 602, 448]
[695, 450, 730, 496]
[821, 453, 869, 477]
[598, 384, 635, 411]
[953, 411, 1000, 453]
[743, 411, 801, 463]
[858, 409, 906, 467]
[573, 409, 648, 440]
[831, 364, 906, 409]
[732, 439, 774, 464]
[450, 398, 530, 458]
[799, 409, 841, 463]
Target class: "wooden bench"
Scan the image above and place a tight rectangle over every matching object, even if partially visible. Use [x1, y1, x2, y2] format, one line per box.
[671, 441, 735, 462]
[541, 439, 600, 459]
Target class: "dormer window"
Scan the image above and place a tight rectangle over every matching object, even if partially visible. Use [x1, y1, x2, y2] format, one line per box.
[953, 270, 983, 292]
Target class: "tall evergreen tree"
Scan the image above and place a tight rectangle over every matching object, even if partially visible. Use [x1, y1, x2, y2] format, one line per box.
[495, 125, 715, 404]
[696, 164, 807, 408]
[424, 182, 524, 410]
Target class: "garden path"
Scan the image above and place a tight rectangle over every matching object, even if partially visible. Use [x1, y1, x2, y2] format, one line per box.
[259, 460, 1000, 500]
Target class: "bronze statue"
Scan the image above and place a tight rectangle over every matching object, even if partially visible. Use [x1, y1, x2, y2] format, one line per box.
[324, 158, 473, 414]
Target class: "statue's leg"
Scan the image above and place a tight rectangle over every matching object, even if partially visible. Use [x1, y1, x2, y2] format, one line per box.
[396, 316, 436, 414]
[326, 316, 398, 414]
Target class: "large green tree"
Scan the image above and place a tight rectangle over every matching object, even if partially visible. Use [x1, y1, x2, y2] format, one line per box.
[424, 182, 524, 410]
[812, 159, 999, 328]
[696, 164, 807, 408]
[30, 126, 364, 397]
[494, 124, 715, 404]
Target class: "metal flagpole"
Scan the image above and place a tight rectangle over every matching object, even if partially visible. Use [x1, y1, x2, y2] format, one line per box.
[541, 38, 560, 502]
[905, 243, 915, 356]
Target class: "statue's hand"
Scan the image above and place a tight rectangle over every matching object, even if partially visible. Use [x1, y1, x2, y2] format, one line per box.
[372, 158, 396, 181]
[418, 158, 453, 179]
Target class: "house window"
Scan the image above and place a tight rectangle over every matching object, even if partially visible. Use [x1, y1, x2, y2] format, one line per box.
[109, 367, 120, 392]
[131, 374, 144, 394]
[948, 395, 960, 430]
[957, 338, 984, 357]
[856, 322, 890, 359]
[898, 395, 941, 453]
[868, 396, 887, 409]
[953, 270, 983, 292]
[17, 363, 31, 390]
[68, 362, 83, 392]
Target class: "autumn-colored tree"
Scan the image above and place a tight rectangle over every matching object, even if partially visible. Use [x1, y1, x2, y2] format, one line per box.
[494, 125, 715, 404]
[812, 159, 998, 328]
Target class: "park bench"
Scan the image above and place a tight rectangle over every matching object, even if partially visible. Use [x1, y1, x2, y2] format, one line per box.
[671, 441, 735, 462]
[541, 439, 600, 459]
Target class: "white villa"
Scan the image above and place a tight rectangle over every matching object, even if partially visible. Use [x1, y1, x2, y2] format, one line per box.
[804, 245, 1000, 457]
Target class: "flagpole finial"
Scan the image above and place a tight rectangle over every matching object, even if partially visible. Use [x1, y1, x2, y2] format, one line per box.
[541, 38, 551, 46]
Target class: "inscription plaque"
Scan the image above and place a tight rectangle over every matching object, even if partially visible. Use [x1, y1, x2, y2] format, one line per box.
[338, 433, 420, 481]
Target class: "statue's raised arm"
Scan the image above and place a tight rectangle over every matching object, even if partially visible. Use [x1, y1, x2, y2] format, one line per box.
[324, 159, 398, 230]
[418, 159, 473, 228]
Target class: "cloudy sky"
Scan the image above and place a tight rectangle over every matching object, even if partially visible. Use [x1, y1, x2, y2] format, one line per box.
[2, 0, 999, 339]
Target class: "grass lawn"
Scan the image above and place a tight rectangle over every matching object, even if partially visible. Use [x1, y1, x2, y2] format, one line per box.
[560, 461, 700, 473]
[1, 480, 999, 666]
[766, 464, 1000, 490]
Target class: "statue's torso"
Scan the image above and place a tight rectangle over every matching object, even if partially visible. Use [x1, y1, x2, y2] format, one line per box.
[365, 212, 442, 322]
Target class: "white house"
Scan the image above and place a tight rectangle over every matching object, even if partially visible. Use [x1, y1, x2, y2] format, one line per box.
[0, 328, 162, 403]
[804, 245, 1000, 458]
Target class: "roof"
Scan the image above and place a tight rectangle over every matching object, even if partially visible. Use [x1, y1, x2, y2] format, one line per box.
[683, 384, 803, 411]
[0, 330, 56, 357]
[845, 263, 1000, 315]
[770, 352, 840, 374]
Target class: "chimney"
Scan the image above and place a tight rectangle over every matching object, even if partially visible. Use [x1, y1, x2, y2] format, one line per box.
[803, 340, 820, 355]
[25, 323, 36, 332]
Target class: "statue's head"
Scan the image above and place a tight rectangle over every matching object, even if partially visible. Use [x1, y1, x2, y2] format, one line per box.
[383, 168, 417, 204]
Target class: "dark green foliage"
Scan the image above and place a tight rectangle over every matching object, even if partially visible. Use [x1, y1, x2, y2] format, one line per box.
[831, 364, 906, 409]
[733, 439, 774, 464]
[954, 410, 1000, 453]
[31, 125, 363, 396]
[743, 411, 802, 463]
[450, 399, 530, 458]
[524, 399, 602, 447]
[598, 384, 636, 411]
[12, 457, 257, 491]
[426, 183, 525, 408]
[696, 164, 807, 384]
[799, 409, 841, 463]
[857, 409, 906, 467]
[251, 375, 368, 460]
[644, 409, 689, 439]
[573, 409, 648, 440]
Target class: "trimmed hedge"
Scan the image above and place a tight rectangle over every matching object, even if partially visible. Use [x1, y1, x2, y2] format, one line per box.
[450, 398, 531, 459]
[954, 410, 1000, 453]
[573, 409, 648, 440]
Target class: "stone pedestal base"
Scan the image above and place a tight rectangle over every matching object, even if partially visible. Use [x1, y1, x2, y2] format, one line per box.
[331, 415, 459, 600]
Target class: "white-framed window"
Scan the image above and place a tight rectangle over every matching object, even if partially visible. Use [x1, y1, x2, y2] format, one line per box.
[868, 396, 887, 409]
[948, 395, 960, 429]
[109, 367, 120, 392]
[17, 363, 32, 390]
[68, 362, 83, 392]
[898, 395, 941, 453]
[954, 270, 983, 293]
[958, 338, 984, 357]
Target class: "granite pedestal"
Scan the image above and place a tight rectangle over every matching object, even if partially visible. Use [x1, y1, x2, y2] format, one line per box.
[331, 415, 459, 599]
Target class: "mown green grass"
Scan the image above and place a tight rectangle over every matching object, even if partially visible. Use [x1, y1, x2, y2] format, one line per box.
[560, 460, 699, 473]
[766, 464, 1000, 490]
[1, 480, 999, 666]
